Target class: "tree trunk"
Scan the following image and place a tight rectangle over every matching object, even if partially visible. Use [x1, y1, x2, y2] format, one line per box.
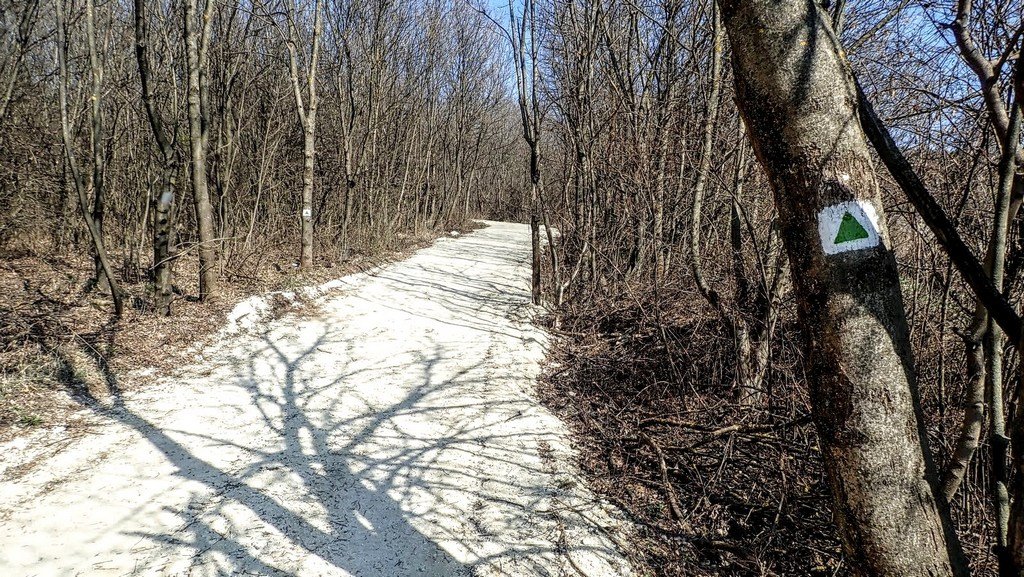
[989, 47, 1023, 576]
[689, 3, 725, 315]
[730, 148, 761, 406]
[56, 0, 123, 317]
[91, 157, 109, 292]
[184, 0, 218, 300]
[940, 0, 1024, 513]
[134, 0, 177, 316]
[86, 0, 109, 294]
[1014, 340, 1024, 576]
[287, 0, 321, 269]
[531, 209, 541, 305]
[300, 117, 315, 267]
[509, 0, 543, 305]
[719, 1, 967, 575]
[1010, 51, 1024, 577]
[152, 175, 175, 314]
[537, 177, 559, 305]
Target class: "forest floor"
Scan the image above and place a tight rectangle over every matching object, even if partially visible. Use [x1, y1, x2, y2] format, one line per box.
[0, 221, 637, 577]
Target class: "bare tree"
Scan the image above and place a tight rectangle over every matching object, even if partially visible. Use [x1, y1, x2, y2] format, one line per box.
[55, 0, 123, 317]
[282, 0, 322, 268]
[134, 0, 179, 315]
[0, 0, 39, 122]
[720, 0, 966, 573]
[185, 0, 218, 299]
[508, 0, 543, 305]
[940, 0, 1024, 509]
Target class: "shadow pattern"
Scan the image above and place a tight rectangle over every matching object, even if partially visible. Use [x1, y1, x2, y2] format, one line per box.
[0, 221, 631, 577]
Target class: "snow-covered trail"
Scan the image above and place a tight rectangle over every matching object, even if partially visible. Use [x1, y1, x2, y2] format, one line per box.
[0, 221, 634, 577]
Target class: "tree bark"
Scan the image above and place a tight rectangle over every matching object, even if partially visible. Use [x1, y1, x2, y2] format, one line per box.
[937, 0, 1024, 510]
[689, 4, 725, 317]
[719, 1, 967, 575]
[134, 0, 177, 316]
[1011, 53, 1024, 577]
[185, 0, 218, 300]
[991, 45, 1023, 577]
[984, 63, 1019, 574]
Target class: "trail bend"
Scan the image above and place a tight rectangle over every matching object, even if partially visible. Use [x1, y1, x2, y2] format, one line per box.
[0, 221, 634, 577]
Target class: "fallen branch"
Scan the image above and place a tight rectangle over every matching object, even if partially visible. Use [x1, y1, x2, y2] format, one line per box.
[639, 415, 811, 433]
[639, 430, 691, 530]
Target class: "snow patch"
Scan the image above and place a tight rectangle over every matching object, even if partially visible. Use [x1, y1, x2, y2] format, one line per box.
[222, 276, 364, 335]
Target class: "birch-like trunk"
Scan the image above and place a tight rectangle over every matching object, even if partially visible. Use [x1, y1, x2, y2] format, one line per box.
[286, 0, 321, 269]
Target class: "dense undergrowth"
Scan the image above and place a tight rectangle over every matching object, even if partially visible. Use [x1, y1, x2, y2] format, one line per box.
[539, 286, 845, 575]
[539, 268, 1004, 576]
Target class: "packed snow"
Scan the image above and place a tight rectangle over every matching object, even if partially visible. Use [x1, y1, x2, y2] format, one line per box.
[0, 221, 634, 577]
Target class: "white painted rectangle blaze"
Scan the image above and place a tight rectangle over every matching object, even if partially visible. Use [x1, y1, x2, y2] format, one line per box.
[817, 200, 881, 255]
[302, 208, 312, 219]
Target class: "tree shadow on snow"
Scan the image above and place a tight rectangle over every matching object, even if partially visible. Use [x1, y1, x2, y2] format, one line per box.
[82, 226, 611, 576]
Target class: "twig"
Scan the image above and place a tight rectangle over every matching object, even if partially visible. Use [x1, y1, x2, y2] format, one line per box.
[149, 236, 240, 270]
[639, 431, 690, 530]
[639, 415, 811, 434]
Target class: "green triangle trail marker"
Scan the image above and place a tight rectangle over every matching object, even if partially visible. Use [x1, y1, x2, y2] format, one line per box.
[817, 200, 881, 255]
[834, 211, 869, 244]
